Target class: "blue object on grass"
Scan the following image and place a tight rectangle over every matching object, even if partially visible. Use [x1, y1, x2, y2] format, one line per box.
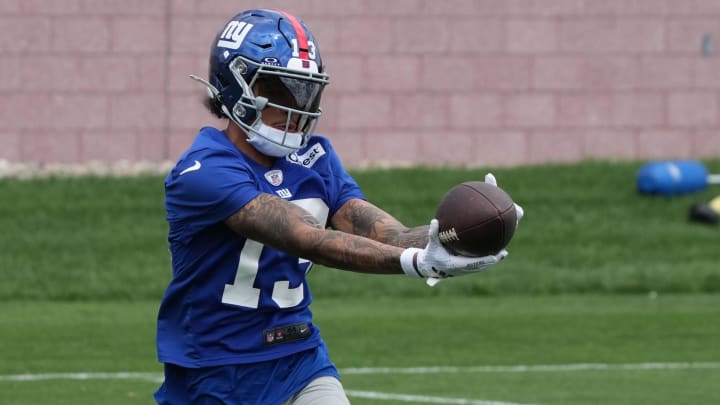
[636, 160, 710, 196]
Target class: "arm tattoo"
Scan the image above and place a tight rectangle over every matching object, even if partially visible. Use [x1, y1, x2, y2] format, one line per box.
[337, 199, 428, 248]
[226, 194, 322, 240]
[346, 202, 387, 239]
[225, 193, 405, 274]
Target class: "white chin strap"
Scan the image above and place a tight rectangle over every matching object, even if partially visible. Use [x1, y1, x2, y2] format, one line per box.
[246, 122, 304, 157]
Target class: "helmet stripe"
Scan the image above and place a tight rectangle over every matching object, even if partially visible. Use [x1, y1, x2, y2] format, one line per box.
[276, 10, 309, 60]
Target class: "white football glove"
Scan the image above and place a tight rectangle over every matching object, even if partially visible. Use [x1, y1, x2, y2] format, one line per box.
[485, 173, 524, 225]
[400, 219, 508, 286]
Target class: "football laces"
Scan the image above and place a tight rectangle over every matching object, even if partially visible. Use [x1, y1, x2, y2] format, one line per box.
[438, 228, 460, 244]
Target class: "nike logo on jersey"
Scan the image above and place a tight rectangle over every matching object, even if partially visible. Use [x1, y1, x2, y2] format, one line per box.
[179, 160, 202, 175]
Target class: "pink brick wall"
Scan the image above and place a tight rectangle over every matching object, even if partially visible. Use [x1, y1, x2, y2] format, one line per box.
[2, 0, 720, 167]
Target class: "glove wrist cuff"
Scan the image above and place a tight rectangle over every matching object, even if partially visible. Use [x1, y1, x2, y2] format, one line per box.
[400, 248, 424, 278]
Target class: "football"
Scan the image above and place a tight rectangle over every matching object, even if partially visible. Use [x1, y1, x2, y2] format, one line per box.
[435, 181, 517, 257]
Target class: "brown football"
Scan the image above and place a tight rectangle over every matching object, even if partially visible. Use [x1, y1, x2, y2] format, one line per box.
[435, 181, 517, 257]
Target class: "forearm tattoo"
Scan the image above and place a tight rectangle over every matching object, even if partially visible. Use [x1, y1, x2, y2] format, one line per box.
[345, 201, 387, 239]
[338, 200, 428, 248]
[225, 193, 404, 274]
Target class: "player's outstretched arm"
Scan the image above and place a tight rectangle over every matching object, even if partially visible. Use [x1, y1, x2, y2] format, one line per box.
[330, 198, 429, 248]
[225, 193, 506, 279]
[225, 193, 406, 274]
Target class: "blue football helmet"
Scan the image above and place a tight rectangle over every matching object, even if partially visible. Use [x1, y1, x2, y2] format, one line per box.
[192, 9, 329, 157]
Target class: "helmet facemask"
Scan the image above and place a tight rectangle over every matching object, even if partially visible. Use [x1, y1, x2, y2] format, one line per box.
[226, 56, 328, 157]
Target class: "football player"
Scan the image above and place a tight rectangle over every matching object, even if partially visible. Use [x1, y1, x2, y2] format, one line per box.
[155, 8, 521, 405]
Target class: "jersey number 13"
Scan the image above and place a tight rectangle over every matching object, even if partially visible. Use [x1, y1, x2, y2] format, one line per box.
[221, 198, 329, 309]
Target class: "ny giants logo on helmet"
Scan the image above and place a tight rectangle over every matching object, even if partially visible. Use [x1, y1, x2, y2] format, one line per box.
[216, 17, 318, 72]
[217, 21, 254, 50]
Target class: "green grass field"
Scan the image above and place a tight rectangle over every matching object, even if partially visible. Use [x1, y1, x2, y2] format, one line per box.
[2, 296, 719, 404]
[1, 159, 720, 404]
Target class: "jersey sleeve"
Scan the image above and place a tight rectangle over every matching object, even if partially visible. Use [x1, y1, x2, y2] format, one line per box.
[319, 138, 365, 217]
[165, 150, 261, 238]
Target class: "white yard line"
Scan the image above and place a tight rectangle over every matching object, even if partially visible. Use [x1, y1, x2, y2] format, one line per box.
[0, 372, 163, 383]
[340, 361, 720, 375]
[2, 362, 718, 383]
[2, 362, 719, 405]
[345, 390, 541, 405]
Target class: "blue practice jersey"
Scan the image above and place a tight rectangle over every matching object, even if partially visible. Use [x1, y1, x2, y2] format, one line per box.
[157, 127, 365, 368]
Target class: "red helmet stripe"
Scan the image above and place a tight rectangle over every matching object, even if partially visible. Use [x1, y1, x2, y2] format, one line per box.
[277, 10, 309, 60]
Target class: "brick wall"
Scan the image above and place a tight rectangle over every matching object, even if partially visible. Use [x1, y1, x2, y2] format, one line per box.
[2, 0, 720, 168]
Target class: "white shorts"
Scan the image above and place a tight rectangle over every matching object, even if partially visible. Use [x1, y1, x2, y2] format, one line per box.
[283, 376, 351, 405]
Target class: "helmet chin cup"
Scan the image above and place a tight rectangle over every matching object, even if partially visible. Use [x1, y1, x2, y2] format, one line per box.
[246, 122, 304, 157]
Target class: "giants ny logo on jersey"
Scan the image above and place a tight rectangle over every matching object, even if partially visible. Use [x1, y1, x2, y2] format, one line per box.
[217, 21, 253, 50]
[275, 188, 292, 199]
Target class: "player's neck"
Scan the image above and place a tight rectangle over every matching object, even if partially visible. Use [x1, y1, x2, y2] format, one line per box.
[224, 123, 277, 167]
